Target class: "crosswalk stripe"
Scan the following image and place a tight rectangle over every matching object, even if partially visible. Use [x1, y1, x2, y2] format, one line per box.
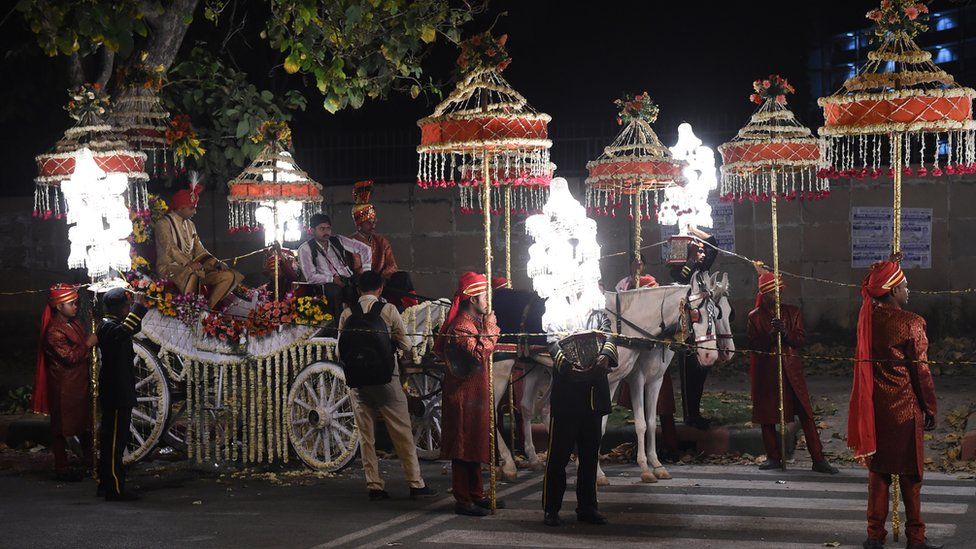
[598, 476, 976, 496]
[523, 491, 969, 514]
[654, 464, 973, 482]
[421, 529, 861, 549]
[481, 509, 958, 539]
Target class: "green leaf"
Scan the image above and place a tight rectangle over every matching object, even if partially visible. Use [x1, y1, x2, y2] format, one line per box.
[420, 25, 436, 44]
[323, 95, 340, 113]
[410, 84, 420, 99]
[235, 119, 250, 138]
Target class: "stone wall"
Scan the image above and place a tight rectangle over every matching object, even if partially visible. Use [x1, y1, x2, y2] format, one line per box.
[1, 174, 974, 383]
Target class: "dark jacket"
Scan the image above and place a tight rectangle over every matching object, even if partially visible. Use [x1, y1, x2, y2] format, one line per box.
[548, 311, 618, 417]
[97, 304, 147, 409]
[670, 235, 719, 284]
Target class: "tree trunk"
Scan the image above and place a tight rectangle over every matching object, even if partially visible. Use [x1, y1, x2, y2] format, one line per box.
[143, 0, 200, 70]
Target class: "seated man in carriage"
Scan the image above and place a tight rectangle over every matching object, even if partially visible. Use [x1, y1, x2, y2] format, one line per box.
[347, 181, 417, 310]
[297, 212, 371, 318]
[154, 180, 244, 310]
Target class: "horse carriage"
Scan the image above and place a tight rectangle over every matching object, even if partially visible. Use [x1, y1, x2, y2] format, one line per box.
[122, 290, 451, 473]
[121, 269, 734, 482]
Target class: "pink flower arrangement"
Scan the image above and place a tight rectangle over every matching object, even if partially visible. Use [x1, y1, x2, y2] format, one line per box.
[614, 91, 660, 126]
[866, 0, 930, 39]
[750, 74, 795, 105]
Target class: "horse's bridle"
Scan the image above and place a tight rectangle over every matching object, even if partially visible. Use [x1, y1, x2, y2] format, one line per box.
[684, 273, 717, 346]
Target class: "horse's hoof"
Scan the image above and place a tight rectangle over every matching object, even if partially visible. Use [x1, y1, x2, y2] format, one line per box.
[640, 471, 659, 483]
[653, 467, 672, 480]
[501, 468, 518, 482]
[529, 461, 545, 472]
[596, 476, 610, 487]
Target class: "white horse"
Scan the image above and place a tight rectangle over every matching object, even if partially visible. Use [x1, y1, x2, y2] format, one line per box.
[598, 274, 720, 485]
[707, 272, 736, 364]
[493, 352, 553, 480]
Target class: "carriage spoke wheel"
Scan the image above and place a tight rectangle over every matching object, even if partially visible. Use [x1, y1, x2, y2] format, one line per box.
[403, 371, 442, 460]
[287, 362, 359, 472]
[123, 341, 170, 464]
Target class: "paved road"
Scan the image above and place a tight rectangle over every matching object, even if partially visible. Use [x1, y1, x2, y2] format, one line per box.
[1, 460, 973, 548]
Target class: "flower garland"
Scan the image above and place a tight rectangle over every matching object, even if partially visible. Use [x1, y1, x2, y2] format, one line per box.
[250, 120, 292, 149]
[246, 298, 295, 337]
[457, 32, 511, 73]
[65, 83, 109, 123]
[293, 296, 333, 326]
[130, 254, 151, 274]
[750, 75, 795, 105]
[166, 114, 206, 165]
[174, 292, 207, 327]
[867, 0, 930, 39]
[615, 92, 659, 126]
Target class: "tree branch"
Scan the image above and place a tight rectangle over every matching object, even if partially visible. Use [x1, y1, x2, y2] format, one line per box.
[68, 52, 85, 87]
[96, 47, 115, 87]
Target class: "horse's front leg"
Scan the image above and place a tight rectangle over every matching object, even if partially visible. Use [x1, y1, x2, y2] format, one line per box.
[629, 367, 656, 484]
[596, 377, 620, 487]
[521, 365, 552, 471]
[644, 373, 671, 480]
[492, 358, 518, 481]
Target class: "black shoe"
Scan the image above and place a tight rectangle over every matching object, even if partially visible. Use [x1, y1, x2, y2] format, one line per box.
[543, 511, 561, 527]
[759, 459, 783, 470]
[861, 540, 884, 549]
[455, 502, 490, 517]
[55, 470, 84, 483]
[369, 489, 391, 501]
[906, 540, 944, 549]
[684, 416, 712, 430]
[812, 460, 839, 475]
[105, 491, 140, 502]
[475, 497, 505, 510]
[576, 510, 608, 525]
[410, 486, 438, 499]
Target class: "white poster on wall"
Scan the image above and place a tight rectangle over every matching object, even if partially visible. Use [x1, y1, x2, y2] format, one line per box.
[850, 206, 931, 269]
[660, 199, 735, 261]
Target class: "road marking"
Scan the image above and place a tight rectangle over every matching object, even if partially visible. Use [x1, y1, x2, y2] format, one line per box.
[598, 476, 976, 496]
[481, 509, 958, 538]
[523, 491, 970, 514]
[650, 464, 974, 482]
[421, 529, 861, 549]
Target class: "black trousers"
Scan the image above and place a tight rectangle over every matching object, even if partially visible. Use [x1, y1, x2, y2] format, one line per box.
[680, 351, 709, 420]
[543, 414, 603, 514]
[98, 407, 131, 497]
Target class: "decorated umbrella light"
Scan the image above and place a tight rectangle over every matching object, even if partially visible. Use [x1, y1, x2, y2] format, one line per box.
[658, 123, 719, 263]
[585, 92, 687, 280]
[416, 32, 553, 286]
[719, 74, 829, 471]
[818, 1, 976, 255]
[227, 122, 323, 297]
[34, 84, 149, 220]
[108, 60, 170, 177]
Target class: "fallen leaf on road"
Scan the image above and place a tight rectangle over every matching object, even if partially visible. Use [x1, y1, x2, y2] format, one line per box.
[823, 542, 841, 547]
[192, 500, 202, 505]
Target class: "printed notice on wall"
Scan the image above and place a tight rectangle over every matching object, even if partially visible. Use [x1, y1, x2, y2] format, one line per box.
[660, 199, 735, 262]
[850, 207, 932, 269]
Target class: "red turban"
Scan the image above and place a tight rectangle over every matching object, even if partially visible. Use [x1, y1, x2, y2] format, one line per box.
[352, 180, 376, 225]
[171, 182, 203, 210]
[847, 260, 906, 462]
[755, 271, 785, 308]
[637, 275, 658, 288]
[433, 272, 488, 356]
[30, 284, 81, 414]
[491, 276, 508, 290]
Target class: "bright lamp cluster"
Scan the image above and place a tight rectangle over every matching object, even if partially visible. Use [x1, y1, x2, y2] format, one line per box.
[526, 177, 604, 339]
[659, 123, 718, 231]
[254, 156, 307, 246]
[60, 148, 133, 279]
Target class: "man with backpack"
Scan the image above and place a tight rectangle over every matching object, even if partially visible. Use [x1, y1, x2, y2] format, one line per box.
[338, 270, 436, 501]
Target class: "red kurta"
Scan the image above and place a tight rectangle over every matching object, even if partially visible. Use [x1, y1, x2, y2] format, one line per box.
[439, 311, 500, 463]
[351, 231, 398, 280]
[747, 304, 813, 424]
[43, 315, 92, 437]
[868, 304, 937, 477]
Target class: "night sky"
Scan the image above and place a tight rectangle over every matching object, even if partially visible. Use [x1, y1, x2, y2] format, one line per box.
[0, 1, 946, 195]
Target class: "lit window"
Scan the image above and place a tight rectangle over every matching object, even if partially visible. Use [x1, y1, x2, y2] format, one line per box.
[935, 16, 957, 32]
[935, 47, 957, 64]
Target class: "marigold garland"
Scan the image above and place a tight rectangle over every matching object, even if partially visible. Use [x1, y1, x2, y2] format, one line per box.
[293, 296, 333, 326]
[166, 114, 206, 163]
[250, 120, 292, 148]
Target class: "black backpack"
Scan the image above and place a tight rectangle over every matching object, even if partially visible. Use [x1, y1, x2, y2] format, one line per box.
[338, 301, 395, 388]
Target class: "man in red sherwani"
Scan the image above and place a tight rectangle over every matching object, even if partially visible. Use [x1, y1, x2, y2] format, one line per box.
[30, 284, 98, 481]
[435, 272, 500, 517]
[849, 260, 940, 549]
[747, 267, 837, 474]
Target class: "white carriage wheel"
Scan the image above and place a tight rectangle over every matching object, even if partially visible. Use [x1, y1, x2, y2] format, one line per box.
[403, 370, 442, 461]
[287, 361, 360, 472]
[123, 341, 170, 464]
